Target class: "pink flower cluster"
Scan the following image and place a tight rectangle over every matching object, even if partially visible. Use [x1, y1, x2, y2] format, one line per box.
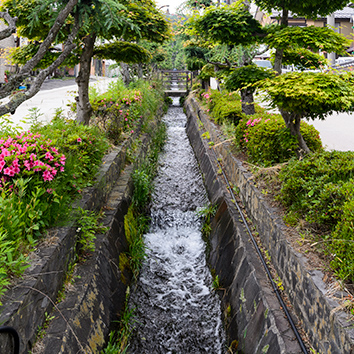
[243, 118, 264, 143]
[122, 90, 142, 106]
[246, 118, 262, 127]
[0, 131, 66, 183]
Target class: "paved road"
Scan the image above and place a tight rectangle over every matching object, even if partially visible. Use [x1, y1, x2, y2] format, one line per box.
[260, 100, 354, 151]
[5, 76, 114, 130]
[309, 112, 354, 151]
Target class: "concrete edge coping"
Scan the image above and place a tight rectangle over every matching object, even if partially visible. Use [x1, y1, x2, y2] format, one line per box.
[185, 95, 354, 353]
[0, 110, 164, 353]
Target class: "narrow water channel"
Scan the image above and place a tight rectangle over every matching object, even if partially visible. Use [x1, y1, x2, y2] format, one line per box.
[128, 98, 226, 353]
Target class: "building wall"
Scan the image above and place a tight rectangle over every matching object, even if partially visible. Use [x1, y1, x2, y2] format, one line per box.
[0, 22, 15, 83]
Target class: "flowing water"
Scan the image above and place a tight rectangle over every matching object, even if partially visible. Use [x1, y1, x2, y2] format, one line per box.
[128, 98, 226, 353]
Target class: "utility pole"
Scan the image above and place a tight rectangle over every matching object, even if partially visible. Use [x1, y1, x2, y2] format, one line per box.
[327, 13, 336, 65]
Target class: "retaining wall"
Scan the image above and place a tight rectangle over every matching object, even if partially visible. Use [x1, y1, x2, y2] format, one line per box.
[185, 95, 354, 354]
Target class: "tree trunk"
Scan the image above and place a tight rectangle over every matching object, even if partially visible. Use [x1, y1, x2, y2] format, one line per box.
[281, 110, 311, 157]
[137, 63, 144, 79]
[202, 79, 210, 90]
[76, 33, 96, 125]
[120, 62, 131, 86]
[273, 8, 288, 74]
[241, 88, 255, 115]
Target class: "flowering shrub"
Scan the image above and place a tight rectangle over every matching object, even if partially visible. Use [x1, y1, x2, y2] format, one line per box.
[0, 131, 65, 187]
[33, 116, 110, 195]
[235, 113, 322, 166]
[91, 92, 142, 143]
[90, 79, 164, 144]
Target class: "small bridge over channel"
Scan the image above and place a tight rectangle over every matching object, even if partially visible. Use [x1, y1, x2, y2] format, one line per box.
[157, 70, 193, 97]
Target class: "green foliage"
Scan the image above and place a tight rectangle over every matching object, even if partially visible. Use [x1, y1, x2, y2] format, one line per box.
[198, 63, 215, 81]
[184, 45, 208, 61]
[193, 4, 265, 46]
[197, 203, 217, 237]
[184, 44, 208, 71]
[1, 0, 69, 41]
[265, 26, 351, 56]
[330, 196, 354, 284]
[186, 0, 214, 9]
[94, 41, 152, 64]
[0, 228, 29, 305]
[224, 65, 275, 92]
[90, 79, 164, 144]
[278, 151, 354, 283]
[279, 151, 354, 224]
[199, 90, 245, 125]
[10, 43, 64, 69]
[124, 207, 148, 279]
[101, 288, 135, 354]
[280, 48, 328, 70]
[211, 92, 244, 125]
[254, 0, 349, 18]
[132, 170, 151, 211]
[258, 72, 354, 120]
[121, 1, 171, 43]
[235, 113, 322, 166]
[186, 56, 206, 71]
[75, 207, 107, 255]
[0, 178, 58, 244]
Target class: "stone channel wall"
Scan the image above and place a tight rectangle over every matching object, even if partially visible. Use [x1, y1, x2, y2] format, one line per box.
[0, 112, 163, 353]
[185, 95, 354, 354]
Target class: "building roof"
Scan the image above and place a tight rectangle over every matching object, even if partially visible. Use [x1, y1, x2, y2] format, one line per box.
[270, 6, 354, 20]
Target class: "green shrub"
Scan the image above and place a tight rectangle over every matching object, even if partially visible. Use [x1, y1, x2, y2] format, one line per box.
[235, 113, 323, 166]
[90, 79, 164, 144]
[330, 190, 354, 283]
[212, 94, 244, 125]
[198, 63, 215, 81]
[279, 151, 354, 223]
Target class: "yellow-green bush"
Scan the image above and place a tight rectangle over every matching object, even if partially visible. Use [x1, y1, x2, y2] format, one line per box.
[235, 114, 323, 166]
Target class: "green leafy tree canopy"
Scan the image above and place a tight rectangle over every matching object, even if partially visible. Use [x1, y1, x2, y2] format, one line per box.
[193, 3, 265, 46]
[258, 72, 354, 120]
[254, 0, 349, 17]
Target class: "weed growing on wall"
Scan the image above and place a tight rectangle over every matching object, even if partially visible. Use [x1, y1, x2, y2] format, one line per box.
[75, 207, 108, 256]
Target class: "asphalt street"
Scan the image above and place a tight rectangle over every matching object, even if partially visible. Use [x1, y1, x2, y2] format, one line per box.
[4, 76, 114, 130]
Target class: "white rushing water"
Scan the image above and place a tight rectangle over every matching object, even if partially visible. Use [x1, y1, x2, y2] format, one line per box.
[128, 98, 226, 353]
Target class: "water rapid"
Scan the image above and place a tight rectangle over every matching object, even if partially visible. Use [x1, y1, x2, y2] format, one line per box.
[128, 98, 226, 353]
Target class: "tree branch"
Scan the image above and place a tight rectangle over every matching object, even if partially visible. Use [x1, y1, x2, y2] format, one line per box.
[0, 12, 17, 41]
[0, 15, 80, 117]
[0, 0, 79, 99]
